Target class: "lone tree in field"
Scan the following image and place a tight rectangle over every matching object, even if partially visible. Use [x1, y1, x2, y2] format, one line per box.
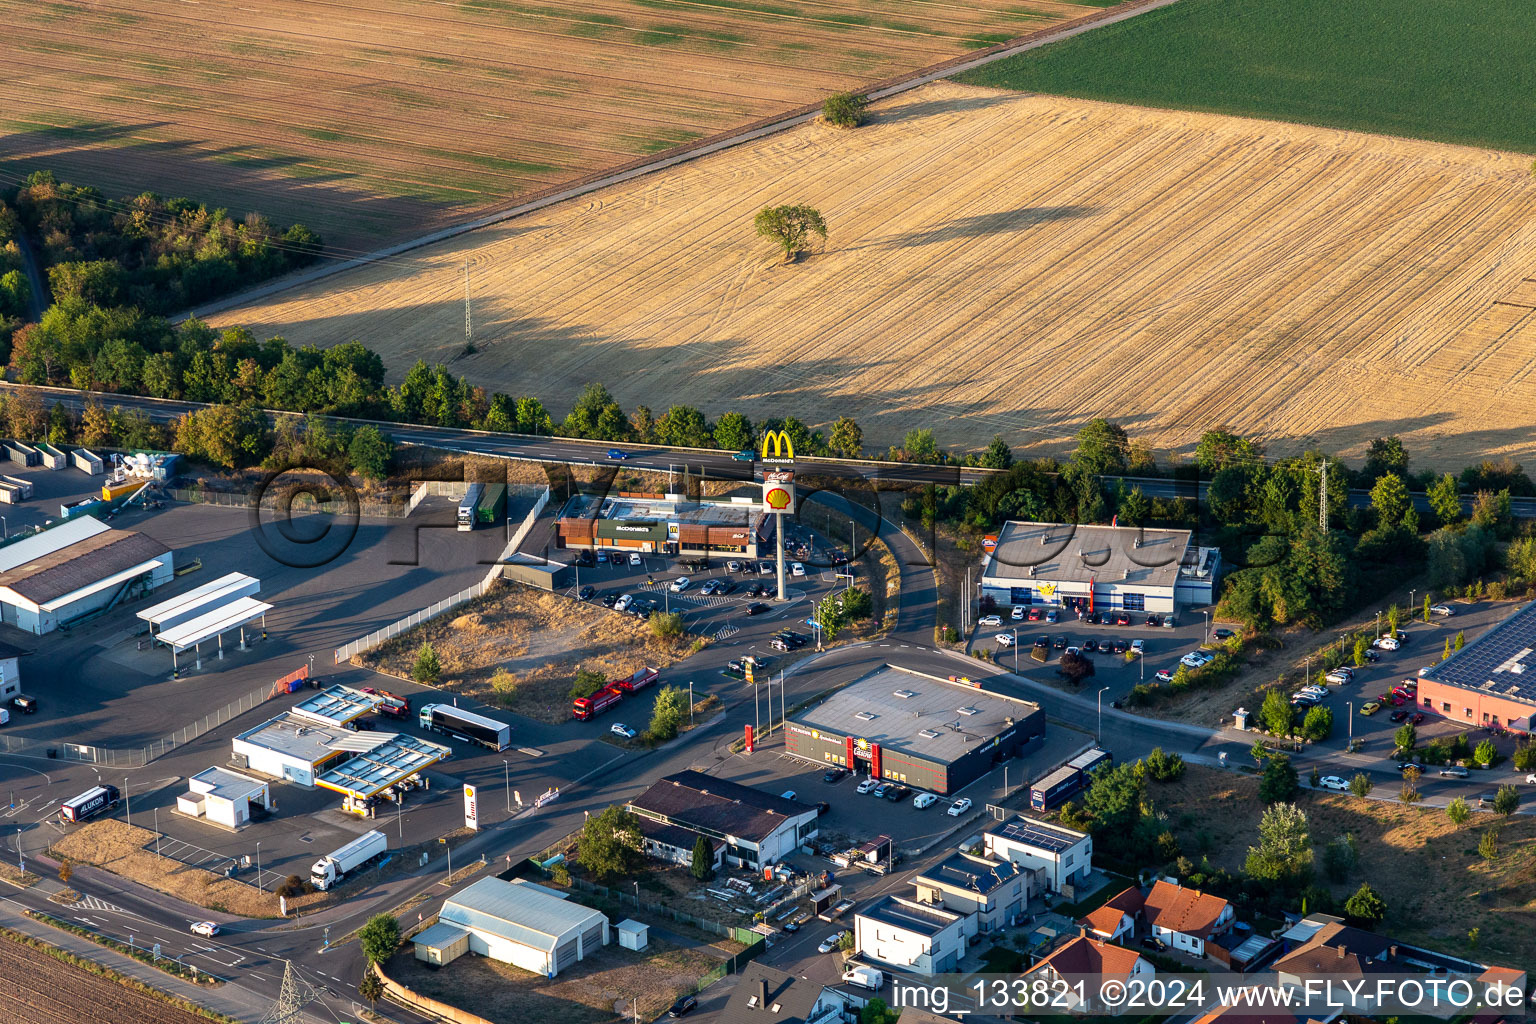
[755, 205, 827, 263]
[823, 91, 868, 129]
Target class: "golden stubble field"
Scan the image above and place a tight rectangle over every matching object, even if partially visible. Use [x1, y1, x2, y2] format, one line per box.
[217, 81, 1536, 468]
[0, 0, 1103, 249]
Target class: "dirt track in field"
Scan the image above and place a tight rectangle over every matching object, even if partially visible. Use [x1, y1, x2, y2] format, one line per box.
[214, 82, 1536, 468]
[0, 934, 209, 1024]
[0, 0, 1101, 250]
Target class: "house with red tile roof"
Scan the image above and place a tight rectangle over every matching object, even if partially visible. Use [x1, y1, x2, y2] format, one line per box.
[1079, 885, 1144, 943]
[1025, 933, 1152, 1013]
[1142, 880, 1234, 958]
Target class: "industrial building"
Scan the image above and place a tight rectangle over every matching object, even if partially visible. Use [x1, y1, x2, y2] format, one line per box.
[556, 492, 770, 557]
[784, 666, 1045, 795]
[0, 516, 172, 634]
[176, 767, 272, 829]
[983, 817, 1093, 895]
[1416, 602, 1536, 731]
[979, 521, 1219, 616]
[231, 712, 383, 787]
[412, 876, 608, 977]
[627, 770, 818, 869]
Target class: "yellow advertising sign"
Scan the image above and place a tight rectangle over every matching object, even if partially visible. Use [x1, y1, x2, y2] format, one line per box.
[760, 430, 795, 462]
[1038, 583, 1058, 598]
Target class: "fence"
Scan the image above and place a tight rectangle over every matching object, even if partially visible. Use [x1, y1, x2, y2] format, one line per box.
[483, 485, 551, 587]
[170, 486, 409, 519]
[333, 577, 497, 665]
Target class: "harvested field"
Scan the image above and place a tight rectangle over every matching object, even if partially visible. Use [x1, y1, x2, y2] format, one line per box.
[1153, 766, 1536, 969]
[0, 0, 1108, 251]
[387, 934, 720, 1024]
[355, 582, 696, 723]
[0, 931, 210, 1024]
[218, 83, 1536, 469]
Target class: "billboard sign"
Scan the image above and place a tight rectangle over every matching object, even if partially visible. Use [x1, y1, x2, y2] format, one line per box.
[763, 470, 795, 515]
[463, 784, 479, 831]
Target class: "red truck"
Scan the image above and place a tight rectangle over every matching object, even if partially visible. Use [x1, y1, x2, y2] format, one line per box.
[362, 687, 411, 719]
[613, 667, 658, 694]
[573, 684, 624, 721]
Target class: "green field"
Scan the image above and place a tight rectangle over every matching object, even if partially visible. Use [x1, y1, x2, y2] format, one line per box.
[956, 0, 1536, 153]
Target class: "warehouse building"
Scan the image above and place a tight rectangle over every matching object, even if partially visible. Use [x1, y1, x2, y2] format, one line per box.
[785, 666, 1045, 796]
[1417, 602, 1536, 731]
[556, 492, 769, 557]
[413, 876, 608, 977]
[979, 521, 1218, 616]
[628, 770, 818, 869]
[0, 516, 172, 634]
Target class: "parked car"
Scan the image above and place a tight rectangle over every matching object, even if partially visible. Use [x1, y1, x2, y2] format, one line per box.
[995, 633, 1015, 648]
[1027, 608, 1043, 621]
[1390, 710, 1409, 722]
[628, 552, 643, 567]
[1325, 670, 1353, 685]
[1180, 651, 1215, 669]
[614, 594, 634, 612]
[1411, 712, 1425, 725]
[669, 994, 699, 1018]
[823, 768, 847, 783]
[610, 723, 637, 739]
[727, 560, 743, 573]
[1140, 936, 1167, 952]
[1033, 635, 1050, 649]
[872, 783, 893, 799]
[1318, 776, 1349, 791]
[1154, 669, 1173, 683]
[577, 584, 596, 601]
[1110, 638, 1129, 654]
[670, 576, 691, 592]
[979, 614, 1002, 627]
[1430, 604, 1454, 616]
[1085, 611, 1102, 624]
[190, 922, 220, 938]
[1526, 773, 1536, 784]
[1360, 702, 1381, 715]
[1011, 606, 1026, 621]
[856, 778, 879, 794]
[818, 931, 847, 954]
[10, 694, 38, 714]
[791, 562, 807, 577]
[913, 792, 938, 809]
[1145, 614, 1160, 627]
[1130, 639, 1145, 655]
[884, 785, 911, 802]
[1213, 627, 1236, 640]
[759, 561, 776, 575]
[1083, 639, 1100, 653]
[600, 592, 619, 608]
[770, 637, 791, 650]
[1114, 613, 1132, 626]
[1440, 766, 1469, 778]
[747, 602, 771, 616]
[1045, 609, 1059, 623]
[1376, 636, 1401, 651]
[701, 579, 722, 595]
[947, 798, 972, 816]
[606, 448, 629, 460]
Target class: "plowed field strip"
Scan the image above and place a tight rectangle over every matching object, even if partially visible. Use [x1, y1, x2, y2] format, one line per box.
[0, 935, 208, 1024]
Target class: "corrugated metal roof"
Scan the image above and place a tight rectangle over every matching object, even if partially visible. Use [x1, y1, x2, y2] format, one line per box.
[440, 877, 605, 953]
[412, 922, 469, 949]
[0, 529, 169, 605]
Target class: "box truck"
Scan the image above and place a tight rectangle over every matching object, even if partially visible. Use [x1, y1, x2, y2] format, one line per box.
[418, 703, 510, 751]
[456, 483, 484, 531]
[309, 829, 388, 891]
[62, 785, 120, 823]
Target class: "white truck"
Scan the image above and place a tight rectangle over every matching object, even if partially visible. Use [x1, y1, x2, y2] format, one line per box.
[841, 966, 884, 991]
[309, 829, 388, 891]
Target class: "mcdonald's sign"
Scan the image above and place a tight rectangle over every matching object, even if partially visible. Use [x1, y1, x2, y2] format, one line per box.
[760, 430, 795, 463]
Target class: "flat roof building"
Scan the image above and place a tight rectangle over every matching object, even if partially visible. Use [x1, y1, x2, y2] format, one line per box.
[413, 876, 608, 977]
[231, 712, 386, 787]
[1417, 602, 1536, 732]
[984, 816, 1093, 895]
[785, 665, 1045, 795]
[176, 767, 271, 830]
[557, 492, 769, 557]
[0, 516, 172, 634]
[854, 895, 966, 975]
[628, 770, 818, 869]
[911, 852, 1028, 936]
[980, 521, 1215, 616]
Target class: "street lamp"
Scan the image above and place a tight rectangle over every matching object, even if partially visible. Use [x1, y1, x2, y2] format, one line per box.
[1202, 610, 1209, 644]
[503, 760, 511, 813]
[1376, 610, 1382, 638]
[634, 881, 640, 909]
[1097, 686, 1111, 742]
[123, 777, 130, 827]
[255, 841, 262, 891]
[440, 836, 452, 881]
[1012, 628, 1019, 673]
[1347, 702, 1353, 745]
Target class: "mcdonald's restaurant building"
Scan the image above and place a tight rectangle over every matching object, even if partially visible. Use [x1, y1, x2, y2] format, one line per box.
[556, 492, 771, 557]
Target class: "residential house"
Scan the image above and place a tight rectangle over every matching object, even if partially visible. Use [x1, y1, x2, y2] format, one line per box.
[1141, 880, 1233, 958]
[1080, 886, 1144, 943]
[911, 852, 1027, 936]
[854, 895, 967, 975]
[982, 817, 1092, 894]
[718, 963, 852, 1024]
[1025, 933, 1153, 1012]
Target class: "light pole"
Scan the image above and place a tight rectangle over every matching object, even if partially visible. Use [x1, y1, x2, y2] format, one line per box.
[1, 517, 8, 540]
[1375, 610, 1382, 638]
[1013, 628, 1019, 673]
[1203, 610, 1209, 644]
[1347, 702, 1353, 745]
[123, 777, 130, 827]
[689, 681, 695, 727]
[440, 836, 452, 881]
[634, 881, 640, 909]
[255, 841, 262, 891]
[1097, 686, 1110, 742]
[1409, 590, 1416, 621]
[503, 760, 511, 813]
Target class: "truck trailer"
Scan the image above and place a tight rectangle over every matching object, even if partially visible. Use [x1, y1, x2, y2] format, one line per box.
[418, 702, 510, 751]
[1030, 765, 1086, 812]
[474, 483, 507, 526]
[572, 684, 624, 720]
[612, 667, 658, 694]
[62, 785, 121, 823]
[309, 829, 388, 890]
[456, 483, 484, 531]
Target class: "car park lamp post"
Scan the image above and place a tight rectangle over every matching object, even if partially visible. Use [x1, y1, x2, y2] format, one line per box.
[1203, 610, 1209, 644]
[255, 841, 261, 891]
[1376, 610, 1382, 638]
[1013, 629, 1019, 673]
[503, 760, 511, 812]
[1097, 686, 1110, 743]
[1347, 702, 1353, 744]
[440, 836, 452, 881]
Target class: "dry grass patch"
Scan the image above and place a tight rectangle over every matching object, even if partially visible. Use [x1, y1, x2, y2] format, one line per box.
[386, 935, 719, 1024]
[50, 820, 322, 919]
[223, 83, 1536, 468]
[1153, 766, 1536, 968]
[356, 582, 695, 723]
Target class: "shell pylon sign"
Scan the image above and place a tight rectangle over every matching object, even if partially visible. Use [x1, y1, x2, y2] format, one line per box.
[760, 430, 795, 515]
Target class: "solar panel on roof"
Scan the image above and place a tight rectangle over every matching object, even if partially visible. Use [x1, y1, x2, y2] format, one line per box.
[996, 820, 1077, 853]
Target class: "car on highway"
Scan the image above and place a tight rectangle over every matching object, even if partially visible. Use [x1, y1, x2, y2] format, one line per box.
[1430, 604, 1454, 616]
[1440, 766, 1469, 778]
[732, 450, 756, 462]
[791, 562, 807, 577]
[577, 584, 596, 601]
[190, 921, 220, 938]
[947, 797, 972, 817]
[1360, 701, 1381, 715]
[995, 633, 1015, 647]
[856, 778, 879, 795]
[606, 448, 629, 460]
[669, 576, 691, 592]
[669, 994, 699, 1017]
[979, 614, 1002, 627]
[610, 723, 636, 739]
[747, 602, 771, 616]
[913, 792, 938, 809]
[1154, 669, 1173, 683]
[1318, 776, 1349, 791]
[818, 931, 847, 954]
[1011, 606, 1026, 621]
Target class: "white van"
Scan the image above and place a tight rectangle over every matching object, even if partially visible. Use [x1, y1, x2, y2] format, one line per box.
[913, 792, 937, 809]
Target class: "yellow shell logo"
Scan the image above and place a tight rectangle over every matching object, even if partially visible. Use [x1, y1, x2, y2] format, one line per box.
[765, 487, 792, 510]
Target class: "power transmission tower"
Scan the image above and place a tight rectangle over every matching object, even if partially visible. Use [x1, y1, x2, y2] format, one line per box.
[1318, 460, 1328, 531]
[259, 959, 329, 1024]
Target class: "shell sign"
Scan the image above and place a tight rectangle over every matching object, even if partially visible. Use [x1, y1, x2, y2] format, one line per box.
[763, 470, 795, 515]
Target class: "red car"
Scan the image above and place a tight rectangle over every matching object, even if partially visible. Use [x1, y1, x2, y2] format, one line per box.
[1410, 712, 1426, 725]
[1027, 608, 1044, 621]
[362, 687, 410, 718]
[1114, 613, 1132, 626]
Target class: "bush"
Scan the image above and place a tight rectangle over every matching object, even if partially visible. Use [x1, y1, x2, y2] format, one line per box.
[1143, 747, 1185, 782]
[1259, 755, 1299, 804]
[411, 643, 440, 684]
[1057, 650, 1096, 685]
[570, 668, 606, 700]
[647, 684, 689, 742]
[823, 91, 869, 128]
[275, 874, 312, 899]
[649, 610, 684, 638]
[1302, 706, 1333, 742]
[840, 587, 873, 620]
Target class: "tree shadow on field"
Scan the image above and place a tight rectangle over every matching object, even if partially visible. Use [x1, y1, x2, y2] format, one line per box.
[869, 205, 1094, 249]
[872, 91, 1021, 125]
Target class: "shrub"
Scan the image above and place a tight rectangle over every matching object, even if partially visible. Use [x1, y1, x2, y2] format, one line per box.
[823, 91, 868, 128]
[1143, 747, 1185, 782]
[275, 874, 312, 899]
[649, 610, 684, 638]
[411, 643, 440, 683]
[570, 668, 606, 700]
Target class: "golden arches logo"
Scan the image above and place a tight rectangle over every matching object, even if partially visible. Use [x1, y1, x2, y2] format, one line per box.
[760, 430, 795, 461]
